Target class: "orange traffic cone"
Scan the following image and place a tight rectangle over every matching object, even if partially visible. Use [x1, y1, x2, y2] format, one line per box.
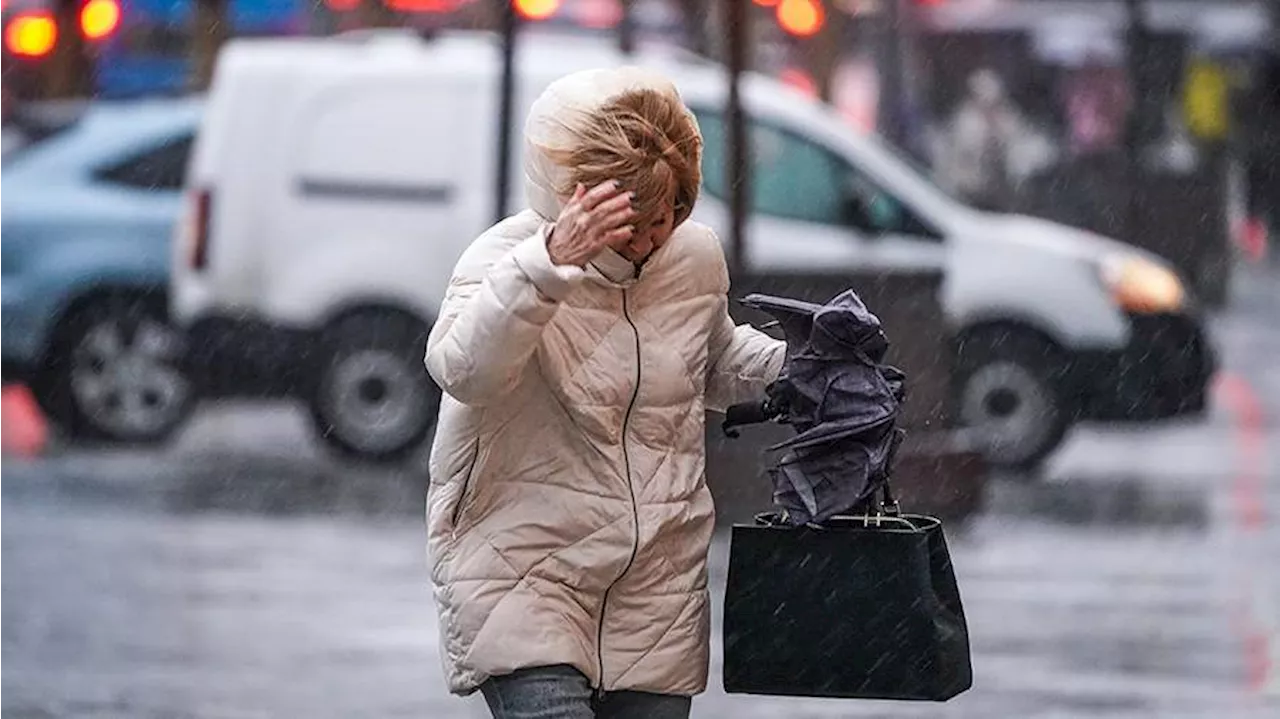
[2, 384, 49, 458]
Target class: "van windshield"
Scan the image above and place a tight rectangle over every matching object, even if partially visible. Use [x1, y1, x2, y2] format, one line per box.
[692, 104, 969, 232]
[855, 131, 964, 208]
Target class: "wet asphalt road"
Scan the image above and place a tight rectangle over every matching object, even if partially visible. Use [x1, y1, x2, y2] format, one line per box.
[4, 265, 1279, 719]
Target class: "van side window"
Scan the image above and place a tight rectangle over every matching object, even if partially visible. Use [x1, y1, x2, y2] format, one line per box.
[694, 109, 927, 235]
[95, 134, 193, 191]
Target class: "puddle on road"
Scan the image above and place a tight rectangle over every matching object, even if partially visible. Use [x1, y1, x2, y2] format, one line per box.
[160, 452, 426, 519]
[2, 449, 428, 520]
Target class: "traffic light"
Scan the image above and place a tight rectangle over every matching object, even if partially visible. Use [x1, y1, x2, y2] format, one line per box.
[384, 0, 458, 11]
[776, 0, 824, 38]
[4, 12, 57, 58]
[4, 0, 120, 60]
[80, 0, 121, 41]
[513, 0, 560, 21]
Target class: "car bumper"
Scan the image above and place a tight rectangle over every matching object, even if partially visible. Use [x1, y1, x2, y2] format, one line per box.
[184, 315, 319, 398]
[1070, 312, 1218, 421]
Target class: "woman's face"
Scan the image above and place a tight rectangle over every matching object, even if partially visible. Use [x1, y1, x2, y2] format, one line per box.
[611, 178, 677, 265]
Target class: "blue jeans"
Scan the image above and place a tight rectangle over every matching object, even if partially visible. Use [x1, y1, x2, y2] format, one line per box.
[480, 665, 692, 719]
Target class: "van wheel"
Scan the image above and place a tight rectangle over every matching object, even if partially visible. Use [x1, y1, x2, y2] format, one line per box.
[31, 294, 194, 444]
[309, 312, 439, 463]
[954, 330, 1073, 471]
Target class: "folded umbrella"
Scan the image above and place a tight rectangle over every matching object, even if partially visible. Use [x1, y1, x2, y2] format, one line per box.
[737, 290, 907, 526]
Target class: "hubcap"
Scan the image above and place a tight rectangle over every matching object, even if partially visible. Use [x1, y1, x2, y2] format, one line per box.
[322, 350, 430, 453]
[69, 316, 190, 438]
[960, 361, 1058, 466]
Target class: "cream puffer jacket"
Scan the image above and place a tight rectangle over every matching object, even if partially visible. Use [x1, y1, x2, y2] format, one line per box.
[424, 68, 785, 698]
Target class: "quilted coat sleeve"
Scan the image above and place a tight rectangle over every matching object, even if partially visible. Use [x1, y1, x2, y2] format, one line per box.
[425, 219, 586, 406]
[702, 229, 786, 414]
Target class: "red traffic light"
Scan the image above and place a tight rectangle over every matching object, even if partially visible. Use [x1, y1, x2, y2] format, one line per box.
[777, 0, 824, 38]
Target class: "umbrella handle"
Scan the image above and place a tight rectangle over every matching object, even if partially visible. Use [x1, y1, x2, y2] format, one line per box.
[722, 398, 784, 438]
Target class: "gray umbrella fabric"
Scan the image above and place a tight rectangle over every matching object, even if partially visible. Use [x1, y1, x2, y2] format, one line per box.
[740, 290, 907, 526]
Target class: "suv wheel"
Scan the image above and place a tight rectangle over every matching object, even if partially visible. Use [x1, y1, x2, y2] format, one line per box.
[32, 294, 194, 444]
[309, 312, 439, 463]
[955, 330, 1073, 471]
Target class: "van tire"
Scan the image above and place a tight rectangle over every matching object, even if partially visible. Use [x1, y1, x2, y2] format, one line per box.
[31, 293, 195, 445]
[309, 311, 439, 463]
[954, 329, 1073, 471]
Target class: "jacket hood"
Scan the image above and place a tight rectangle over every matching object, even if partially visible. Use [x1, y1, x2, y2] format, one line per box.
[523, 66, 701, 222]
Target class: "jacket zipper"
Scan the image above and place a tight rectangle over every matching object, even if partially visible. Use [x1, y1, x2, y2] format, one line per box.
[596, 289, 643, 700]
[449, 438, 482, 534]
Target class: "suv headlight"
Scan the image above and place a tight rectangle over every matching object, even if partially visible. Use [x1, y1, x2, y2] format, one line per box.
[1099, 254, 1186, 313]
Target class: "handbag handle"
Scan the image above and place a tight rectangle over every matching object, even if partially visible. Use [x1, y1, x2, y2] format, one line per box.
[823, 513, 918, 530]
[877, 478, 900, 516]
[875, 426, 907, 516]
[751, 510, 917, 531]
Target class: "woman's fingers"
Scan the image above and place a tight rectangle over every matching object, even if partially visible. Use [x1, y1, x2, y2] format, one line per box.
[598, 189, 633, 212]
[587, 189, 634, 235]
[603, 226, 635, 245]
[580, 180, 625, 211]
[597, 206, 637, 234]
[553, 180, 635, 261]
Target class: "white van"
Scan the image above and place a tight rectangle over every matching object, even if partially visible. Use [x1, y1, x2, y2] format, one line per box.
[172, 29, 1215, 466]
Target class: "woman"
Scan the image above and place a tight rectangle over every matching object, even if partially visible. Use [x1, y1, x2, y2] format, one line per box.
[424, 66, 785, 719]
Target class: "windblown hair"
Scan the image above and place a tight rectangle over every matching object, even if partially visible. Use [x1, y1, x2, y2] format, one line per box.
[546, 88, 703, 231]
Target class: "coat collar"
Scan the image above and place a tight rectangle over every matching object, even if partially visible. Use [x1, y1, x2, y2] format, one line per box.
[576, 223, 686, 291]
[589, 248, 639, 285]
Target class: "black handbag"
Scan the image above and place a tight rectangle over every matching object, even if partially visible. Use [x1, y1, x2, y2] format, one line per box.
[722, 487, 973, 701]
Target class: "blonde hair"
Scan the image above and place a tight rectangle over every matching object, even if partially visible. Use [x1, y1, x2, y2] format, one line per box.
[547, 88, 702, 231]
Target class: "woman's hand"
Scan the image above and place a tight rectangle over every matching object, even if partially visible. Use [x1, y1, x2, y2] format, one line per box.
[547, 181, 636, 267]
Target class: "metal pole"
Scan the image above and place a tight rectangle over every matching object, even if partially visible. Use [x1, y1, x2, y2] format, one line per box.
[619, 0, 636, 55]
[725, 0, 749, 279]
[47, 0, 93, 98]
[191, 0, 230, 92]
[879, 0, 908, 148]
[0, 43, 12, 129]
[1123, 0, 1148, 242]
[496, 0, 519, 223]
[677, 0, 709, 57]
